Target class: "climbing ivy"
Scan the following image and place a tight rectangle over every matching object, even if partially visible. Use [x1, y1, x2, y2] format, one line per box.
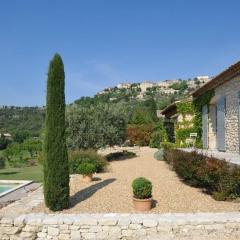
[192, 89, 215, 146]
[175, 101, 195, 146]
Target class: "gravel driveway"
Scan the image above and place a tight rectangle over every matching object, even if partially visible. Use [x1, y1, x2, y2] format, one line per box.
[34, 147, 240, 213]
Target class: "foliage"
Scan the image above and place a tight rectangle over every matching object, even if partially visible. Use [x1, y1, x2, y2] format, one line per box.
[77, 163, 97, 175]
[161, 142, 177, 150]
[66, 104, 127, 150]
[0, 155, 6, 169]
[149, 131, 162, 148]
[175, 127, 195, 146]
[69, 149, 108, 174]
[127, 124, 154, 146]
[175, 101, 196, 146]
[193, 90, 215, 145]
[0, 134, 11, 150]
[132, 177, 152, 199]
[105, 150, 136, 161]
[176, 101, 194, 115]
[44, 54, 69, 211]
[0, 107, 45, 138]
[4, 139, 42, 167]
[149, 119, 168, 148]
[170, 81, 188, 92]
[163, 149, 240, 200]
[154, 149, 164, 161]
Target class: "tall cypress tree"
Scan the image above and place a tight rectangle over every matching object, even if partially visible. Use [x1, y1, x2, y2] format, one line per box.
[44, 53, 69, 211]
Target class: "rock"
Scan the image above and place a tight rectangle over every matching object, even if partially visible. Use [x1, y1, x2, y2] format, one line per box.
[143, 219, 158, 228]
[1, 218, 13, 225]
[48, 227, 59, 236]
[129, 223, 142, 230]
[74, 218, 97, 226]
[98, 218, 117, 226]
[70, 230, 81, 240]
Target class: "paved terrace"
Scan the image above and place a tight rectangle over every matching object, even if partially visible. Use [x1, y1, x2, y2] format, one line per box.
[181, 148, 240, 165]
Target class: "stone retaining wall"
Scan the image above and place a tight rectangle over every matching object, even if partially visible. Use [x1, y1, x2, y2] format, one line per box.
[1, 212, 240, 240]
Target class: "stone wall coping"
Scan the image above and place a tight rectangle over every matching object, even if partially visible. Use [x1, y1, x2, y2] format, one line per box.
[1, 212, 240, 226]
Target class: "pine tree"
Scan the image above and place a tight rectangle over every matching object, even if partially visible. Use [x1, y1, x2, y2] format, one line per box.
[43, 53, 69, 211]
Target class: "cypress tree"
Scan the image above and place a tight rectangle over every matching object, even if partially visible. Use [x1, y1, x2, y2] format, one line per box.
[44, 53, 69, 211]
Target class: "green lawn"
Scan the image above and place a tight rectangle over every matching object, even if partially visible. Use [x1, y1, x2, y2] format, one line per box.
[0, 165, 43, 182]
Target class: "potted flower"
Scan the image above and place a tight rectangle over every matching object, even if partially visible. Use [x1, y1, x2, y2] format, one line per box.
[132, 177, 152, 211]
[78, 163, 97, 182]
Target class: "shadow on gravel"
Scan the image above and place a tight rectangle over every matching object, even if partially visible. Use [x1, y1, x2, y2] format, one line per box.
[70, 178, 116, 207]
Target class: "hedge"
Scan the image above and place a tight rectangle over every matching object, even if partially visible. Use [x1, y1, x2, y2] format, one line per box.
[163, 149, 240, 201]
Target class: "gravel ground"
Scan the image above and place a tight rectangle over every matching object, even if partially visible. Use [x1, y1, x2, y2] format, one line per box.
[34, 147, 240, 213]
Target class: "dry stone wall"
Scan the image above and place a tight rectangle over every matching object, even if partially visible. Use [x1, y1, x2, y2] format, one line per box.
[1, 212, 240, 240]
[215, 75, 240, 152]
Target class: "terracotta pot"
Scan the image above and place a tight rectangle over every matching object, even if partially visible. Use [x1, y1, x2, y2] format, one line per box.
[83, 174, 93, 183]
[133, 197, 152, 211]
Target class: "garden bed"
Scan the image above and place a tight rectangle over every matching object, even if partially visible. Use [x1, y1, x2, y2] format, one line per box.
[32, 147, 240, 214]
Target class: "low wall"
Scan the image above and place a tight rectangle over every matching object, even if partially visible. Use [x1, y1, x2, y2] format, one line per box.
[1, 212, 240, 240]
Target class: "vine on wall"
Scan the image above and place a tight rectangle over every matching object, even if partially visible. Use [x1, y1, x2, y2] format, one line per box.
[175, 101, 195, 146]
[192, 89, 215, 147]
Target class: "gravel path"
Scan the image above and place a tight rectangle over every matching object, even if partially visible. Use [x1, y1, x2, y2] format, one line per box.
[34, 147, 240, 213]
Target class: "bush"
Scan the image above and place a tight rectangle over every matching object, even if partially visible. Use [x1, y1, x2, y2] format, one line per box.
[69, 149, 108, 174]
[78, 163, 97, 175]
[154, 149, 164, 161]
[161, 142, 176, 150]
[105, 151, 136, 161]
[132, 177, 152, 199]
[4, 139, 42, 167]
[127, 124, 154, 146]
[163, 149, 240, 200]
[149, 131, 161, 148]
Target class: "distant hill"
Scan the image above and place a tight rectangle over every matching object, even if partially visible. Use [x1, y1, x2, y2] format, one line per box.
[75, 76, 211, 110]
[0, 106, 45, 138]
[0, 76, 210, 139]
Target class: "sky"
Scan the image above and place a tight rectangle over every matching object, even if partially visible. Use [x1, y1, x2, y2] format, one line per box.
[0, 0, 240, 106]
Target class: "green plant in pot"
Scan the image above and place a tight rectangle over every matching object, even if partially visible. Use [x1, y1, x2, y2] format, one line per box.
[78, 163, 97, 182]
[132, 177, 153, 211]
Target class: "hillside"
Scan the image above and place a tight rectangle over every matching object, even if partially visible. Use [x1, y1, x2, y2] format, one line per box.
[76, 76, 210, 110]
[0, 76, 210, 138]
[0, 106, 45, 138]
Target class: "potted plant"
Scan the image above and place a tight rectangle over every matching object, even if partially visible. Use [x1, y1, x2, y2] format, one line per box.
[132, 177, 152, 211]
[78, 163, 97, 182]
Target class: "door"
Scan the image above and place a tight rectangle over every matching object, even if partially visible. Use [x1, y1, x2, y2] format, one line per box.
[217, 96, 226, 151]
[202, 105, 208, 149]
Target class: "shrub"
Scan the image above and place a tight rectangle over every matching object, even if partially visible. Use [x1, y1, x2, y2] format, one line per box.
[161, 142, 176, 150]
[127, 124, 154, 146]
[105, 151, 136, 161]
[163, 149, 240, 200]
[132, 177, 152, 199]
[69, 149, 108, 174]
[149, 131, 161, 148]
[78, 163, 97, 175]
[154, 149, 164, 161]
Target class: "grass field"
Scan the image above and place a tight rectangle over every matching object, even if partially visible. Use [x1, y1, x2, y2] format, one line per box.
[0, 165, 43, 182]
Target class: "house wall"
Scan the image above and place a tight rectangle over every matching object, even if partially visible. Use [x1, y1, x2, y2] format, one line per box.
[213, 74, 240, 152]
[208, 104, 217, 149]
